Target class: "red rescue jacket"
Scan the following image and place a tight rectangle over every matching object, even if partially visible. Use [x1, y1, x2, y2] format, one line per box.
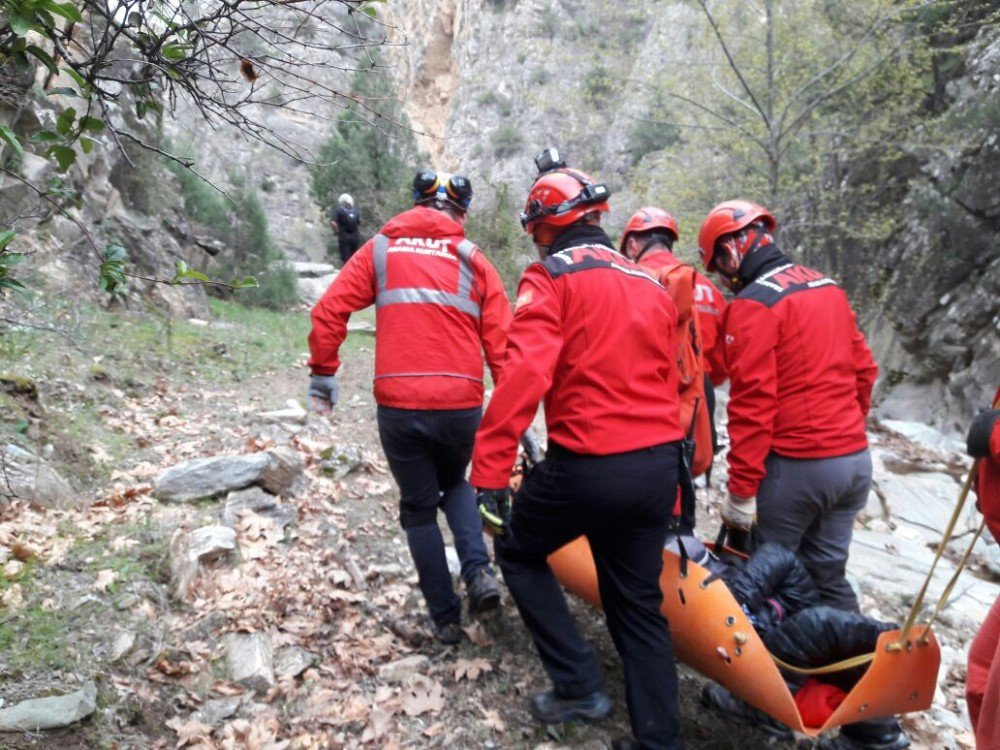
[695, 272, 728, 385]
[723, 246, 878, 498]
[308, 206, 511, 410]
[978, 387, 1000, 544]
[471, 225, 684, 489]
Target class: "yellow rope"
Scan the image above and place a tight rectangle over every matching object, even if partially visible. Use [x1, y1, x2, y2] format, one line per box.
[770, 650, 875, 676]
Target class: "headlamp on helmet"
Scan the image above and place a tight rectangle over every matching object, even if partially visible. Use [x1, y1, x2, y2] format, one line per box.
[412, 168, 473, 212]
[534, 147, 567, 175]
[520, 180, 610, 229]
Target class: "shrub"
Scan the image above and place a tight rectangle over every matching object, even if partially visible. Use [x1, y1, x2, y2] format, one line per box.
[492, 124, 523, 158]
[465, 183, 531, 293]
[584, 65, 615, 106]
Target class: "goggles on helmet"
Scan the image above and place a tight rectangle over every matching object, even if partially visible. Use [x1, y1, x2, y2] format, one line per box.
[412, 168, 473, 211]
[519, 173, 610, 229]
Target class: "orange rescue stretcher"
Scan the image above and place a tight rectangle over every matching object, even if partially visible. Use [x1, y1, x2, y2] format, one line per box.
[546, 536, 941, 736]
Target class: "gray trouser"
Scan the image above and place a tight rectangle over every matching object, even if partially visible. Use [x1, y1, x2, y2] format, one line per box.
[755, 449, 871, 613]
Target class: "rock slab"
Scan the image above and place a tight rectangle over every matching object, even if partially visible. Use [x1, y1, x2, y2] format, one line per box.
[154, 448, 306, 503]
[220, 486, 296, 530]
[0, 444, 75, 508]
[225, 633, 274, 692]
[0, 680, 97, 731]
[170, 525, 237, 598]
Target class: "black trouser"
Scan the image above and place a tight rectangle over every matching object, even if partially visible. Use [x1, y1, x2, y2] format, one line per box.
[496, 441, 685, 750]
[703, 374, 718, 485]
[338, 233, 360, 266]
[377, 406, 491, 626]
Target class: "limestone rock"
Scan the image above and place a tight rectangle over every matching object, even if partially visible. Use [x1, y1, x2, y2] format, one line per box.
[290, 261, 336, 278]
[170, 525, 237, 599]
[225, 633, 274, 692]
[0, 680, 97, 731]
[298, 273, 338, 307]
[274, 646, 317, 679]
[220, 486, 296, 530]
[257, 446, 307, 497]
[0, 444, 76, 508]
[153, 448, 306, 502]
[445, 545, 461, 579]
[154, 453, 270, 502]
[192, 697, 241, 727]
[260, 400, 308, 425]
[378, 654, 429, 684]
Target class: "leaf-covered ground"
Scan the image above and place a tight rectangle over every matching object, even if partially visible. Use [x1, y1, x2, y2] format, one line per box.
[0, 299, 964, 749]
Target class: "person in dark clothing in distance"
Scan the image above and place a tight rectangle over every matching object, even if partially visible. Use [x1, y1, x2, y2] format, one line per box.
[330, 193, 361, 266]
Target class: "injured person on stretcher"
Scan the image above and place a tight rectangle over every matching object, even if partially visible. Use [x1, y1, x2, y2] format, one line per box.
[667, 536, 898, 733]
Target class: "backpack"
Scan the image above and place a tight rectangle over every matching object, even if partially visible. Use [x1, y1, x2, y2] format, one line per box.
[338, 207, 360, 234]
[655, 262, 712, 478]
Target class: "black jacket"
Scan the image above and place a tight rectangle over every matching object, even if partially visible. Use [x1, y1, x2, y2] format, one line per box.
[721, 543, 896, 690]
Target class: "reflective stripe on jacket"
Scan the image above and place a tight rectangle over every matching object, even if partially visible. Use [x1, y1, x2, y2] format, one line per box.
[471, 224, 684, 489]
[308, 206, 511, 410]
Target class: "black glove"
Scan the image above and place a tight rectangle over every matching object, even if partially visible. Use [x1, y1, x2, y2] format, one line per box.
[967, 408, 999, 459]
[477, 488, 512, 538]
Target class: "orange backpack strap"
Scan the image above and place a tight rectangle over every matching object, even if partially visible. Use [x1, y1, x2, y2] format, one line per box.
[658, 264, 712, 476]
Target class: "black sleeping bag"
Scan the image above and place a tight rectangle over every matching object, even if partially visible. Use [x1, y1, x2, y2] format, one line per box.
[717, 542, 897, 691]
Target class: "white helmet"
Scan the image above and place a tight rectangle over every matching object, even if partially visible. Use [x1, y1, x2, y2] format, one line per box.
[338, 193, 353, 208]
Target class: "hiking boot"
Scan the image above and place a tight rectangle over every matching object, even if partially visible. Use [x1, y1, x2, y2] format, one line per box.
[813, 731, 911, 750]
[467, 568, 501, 615]
[700, 683, 793, 740]
[529, 690, 613, 724]
[431, 620, 462, 645]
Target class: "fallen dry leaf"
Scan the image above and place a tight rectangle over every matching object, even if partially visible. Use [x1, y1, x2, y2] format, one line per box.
[166, 715, 214, 748]
[401, 675, 445, 717]
[462, 621, 492, 647]
[454, 657, 492, 682]
[93, 568, 119, 591]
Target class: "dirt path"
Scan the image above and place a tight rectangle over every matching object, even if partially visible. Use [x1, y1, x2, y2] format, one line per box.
[0, 300, 947, 749]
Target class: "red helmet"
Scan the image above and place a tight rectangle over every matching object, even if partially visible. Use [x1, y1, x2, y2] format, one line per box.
[620, 206, 679, 252]
[698, 200, 776, 271]
[520, 168, 610, 235]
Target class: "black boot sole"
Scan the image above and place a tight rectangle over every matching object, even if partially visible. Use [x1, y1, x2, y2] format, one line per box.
[469, 591, 501, 615]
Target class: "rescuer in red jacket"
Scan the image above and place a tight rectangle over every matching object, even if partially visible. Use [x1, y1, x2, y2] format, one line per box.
[307, 170, 512, 645]
[966, 389, 1000, 750]
[620, 206, 727, 489]
[472, 154, 686, 750]
[696, 200, 907, 750]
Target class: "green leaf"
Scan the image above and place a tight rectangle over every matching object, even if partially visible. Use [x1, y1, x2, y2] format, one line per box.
[79, 137, 94, 154]
[0, 230, 17, 251]
[104, 243, 127, 262]
[30, 130, 61, 144]
[172, 261, 211, 284]
[46, 86, 79, 98]
[361, 5, 377, 18]
[0, 254, 24, 268]
[26, 45, 58, 74]
[38, 0, 84, 22]
[10, 12, 36, 36]
[46, 144, 76, 172]
[79, 116, 104, 132]
[56, 107, 77, 135]
[62, 67, 87, 89]
[161, 43, 188, 61]
[231, 276, 259, 289]
[0, 276, 28, 297]
[0, 124, 24, 161]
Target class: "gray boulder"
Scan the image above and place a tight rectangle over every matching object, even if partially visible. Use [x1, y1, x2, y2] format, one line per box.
[169, 525, 238, 599]
[225, 633, 274, 692]
[0, 444, 76, 508]
[153, 448, 306, 503]
[0, 680, 97, 731]
[220, 486, 296, 530]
